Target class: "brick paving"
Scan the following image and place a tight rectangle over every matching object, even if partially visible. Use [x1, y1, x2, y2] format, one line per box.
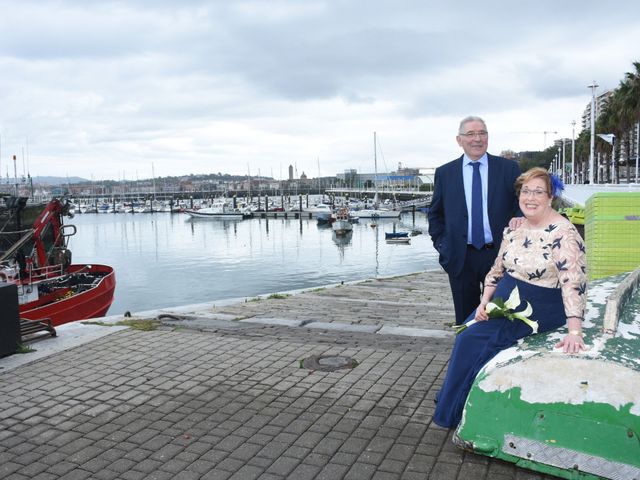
[0, 270, 559, 479]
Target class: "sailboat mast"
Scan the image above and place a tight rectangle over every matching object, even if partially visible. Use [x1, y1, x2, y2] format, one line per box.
[152, 162, 156, 201]
[373, 131, 378, 206]
[373, 132, 377, 178]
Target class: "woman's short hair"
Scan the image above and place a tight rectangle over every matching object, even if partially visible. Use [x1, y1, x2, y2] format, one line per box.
[515, 167, 553, 198]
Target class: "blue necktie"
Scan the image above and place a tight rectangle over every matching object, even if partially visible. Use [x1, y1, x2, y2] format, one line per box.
[471, 162, 485, 249]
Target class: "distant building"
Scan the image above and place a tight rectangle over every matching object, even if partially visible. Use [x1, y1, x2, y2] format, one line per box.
[288, 165, 294, 181]
[553, 138, 572, 148]
[417, 167, 436, 187]
[581, 88, 639, 180]
[336, 166, 431, 190]
[581, 90, 613, 130]
[396, 162, 419, 176]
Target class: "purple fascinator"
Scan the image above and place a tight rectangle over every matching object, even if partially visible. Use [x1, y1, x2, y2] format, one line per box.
[550, 174, 565, 197]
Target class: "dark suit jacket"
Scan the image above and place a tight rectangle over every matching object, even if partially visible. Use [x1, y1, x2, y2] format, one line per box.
[428, 154, 521, 277]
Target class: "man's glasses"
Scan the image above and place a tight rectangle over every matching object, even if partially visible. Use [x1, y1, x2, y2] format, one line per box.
[520, 189, 548, 198]
[460, 131, 488, 138]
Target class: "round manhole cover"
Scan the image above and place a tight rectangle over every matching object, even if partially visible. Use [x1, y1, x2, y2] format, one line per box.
[301, 355, 358, 372]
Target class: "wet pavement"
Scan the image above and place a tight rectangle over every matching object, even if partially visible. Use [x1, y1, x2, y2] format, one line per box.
[0, 270, 558, 479]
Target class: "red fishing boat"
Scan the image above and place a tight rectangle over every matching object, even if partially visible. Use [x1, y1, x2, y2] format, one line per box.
[0, 196, 116, 326]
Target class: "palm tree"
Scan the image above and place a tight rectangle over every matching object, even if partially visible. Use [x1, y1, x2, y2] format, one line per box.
[615, 80, 635, 181]
[596, 96, 619, 183]
[565, 61, 640, 184]
[574, 130, 590, 183]
[622, 62, 640, 181]
[623, 61, 640, 120]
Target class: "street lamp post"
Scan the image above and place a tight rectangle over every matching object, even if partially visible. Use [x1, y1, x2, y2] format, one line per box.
[562, 138, 566, 183]
[588, 81, 598, 184]
[571, 120, 576, 185]
[558, 146, 562, 179]
[12, 154, 18, 196]
[636, 122, 639, 183]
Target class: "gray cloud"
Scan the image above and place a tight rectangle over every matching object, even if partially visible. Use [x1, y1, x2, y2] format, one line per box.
[0, 0, 639, 178]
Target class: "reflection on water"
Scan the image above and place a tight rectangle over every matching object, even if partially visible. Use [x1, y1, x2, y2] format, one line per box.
[67, 212, 439, 315]
[332, 230, 353, 262]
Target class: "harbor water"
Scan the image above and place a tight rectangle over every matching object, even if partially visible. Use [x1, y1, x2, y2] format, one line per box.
[66, 211, 440, 315]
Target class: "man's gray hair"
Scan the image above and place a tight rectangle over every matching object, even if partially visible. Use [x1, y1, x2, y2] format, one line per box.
[458, 116, 487, 134]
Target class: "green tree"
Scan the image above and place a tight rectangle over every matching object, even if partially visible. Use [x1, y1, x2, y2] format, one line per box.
[594, 60, 640, 183]
[621, 62, 640, 181]
[574, 129, 590, 183]
[517, 147, 557, 173]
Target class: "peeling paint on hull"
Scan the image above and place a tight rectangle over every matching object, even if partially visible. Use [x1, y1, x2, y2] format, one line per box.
[456, 272, 640, 480]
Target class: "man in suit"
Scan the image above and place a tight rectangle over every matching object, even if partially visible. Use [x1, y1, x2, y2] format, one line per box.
[428, 116, 521, 325]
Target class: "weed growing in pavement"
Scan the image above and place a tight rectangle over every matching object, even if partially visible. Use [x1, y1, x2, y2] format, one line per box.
[82, 319, 160, 331]
[268, 293, 290, 299]
[15, 344, 35, 354]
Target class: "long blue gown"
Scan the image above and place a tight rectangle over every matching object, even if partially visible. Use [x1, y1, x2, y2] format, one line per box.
[432, 273, 566, 429]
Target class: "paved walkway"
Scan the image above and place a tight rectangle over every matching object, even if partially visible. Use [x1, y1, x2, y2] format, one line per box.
[0, 270, 558, 479]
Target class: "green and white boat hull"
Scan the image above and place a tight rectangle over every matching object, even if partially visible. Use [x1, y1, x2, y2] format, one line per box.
[455, 272, 640, 480]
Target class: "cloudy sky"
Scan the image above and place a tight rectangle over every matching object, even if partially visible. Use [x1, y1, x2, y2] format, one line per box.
[1, 0, 639, 182]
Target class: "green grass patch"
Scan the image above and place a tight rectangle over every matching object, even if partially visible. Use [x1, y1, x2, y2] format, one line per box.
[15, 344, 35, 354]
[82, 319, 160, 331]
[82, 320, 112, 327]
[117, 319, 160, 331]
[267, 293, 290, 300]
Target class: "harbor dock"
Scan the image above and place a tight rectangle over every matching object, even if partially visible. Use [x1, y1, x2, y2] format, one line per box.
[0, 269, 570, 480]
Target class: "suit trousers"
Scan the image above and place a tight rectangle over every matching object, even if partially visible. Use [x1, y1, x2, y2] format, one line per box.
[447, 245, 497, 325]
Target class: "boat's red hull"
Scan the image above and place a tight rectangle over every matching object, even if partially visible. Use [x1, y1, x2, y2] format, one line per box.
[19, 264, 116, 327]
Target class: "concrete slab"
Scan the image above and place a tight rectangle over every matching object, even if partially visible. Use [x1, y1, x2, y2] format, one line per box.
[378, 325, 454, 338]
[304, 321, 381, 333]
[239, 317, 307, 327]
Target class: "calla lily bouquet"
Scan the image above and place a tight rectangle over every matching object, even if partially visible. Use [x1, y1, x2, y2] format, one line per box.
[452, 286, 538, 335]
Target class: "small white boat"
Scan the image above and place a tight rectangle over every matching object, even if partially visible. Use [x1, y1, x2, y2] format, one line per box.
[386, 236, 411, 244]
[331, 208, 353, 235]
[184, 199, 251, 220]
[79, 204, 98, 214]
[357, 133, 403, 219]
[356, 208, 401, 219]
[304, 203, 333, 214]
[134, 204, 152, 213]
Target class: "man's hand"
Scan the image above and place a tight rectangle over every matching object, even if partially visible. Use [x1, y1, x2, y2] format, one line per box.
[508, 217, 525, 230]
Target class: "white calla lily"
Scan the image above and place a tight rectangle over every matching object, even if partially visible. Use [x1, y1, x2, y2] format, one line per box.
[513, 311, 538, 333]
[481, 287, 539, 335]
[453, 287, 538, 336]
[520, 302, 533, 318]
[504, 286, 521, 310]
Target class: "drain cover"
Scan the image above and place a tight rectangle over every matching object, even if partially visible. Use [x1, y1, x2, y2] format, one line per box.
[301, 355, 358, 372]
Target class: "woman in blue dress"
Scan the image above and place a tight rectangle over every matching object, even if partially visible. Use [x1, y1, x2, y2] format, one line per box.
[433, 167, 588, 429]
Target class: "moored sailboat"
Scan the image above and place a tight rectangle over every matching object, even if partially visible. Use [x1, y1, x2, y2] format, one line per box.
[184, 198, 251, 219]
[355, 132, 401, 219]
